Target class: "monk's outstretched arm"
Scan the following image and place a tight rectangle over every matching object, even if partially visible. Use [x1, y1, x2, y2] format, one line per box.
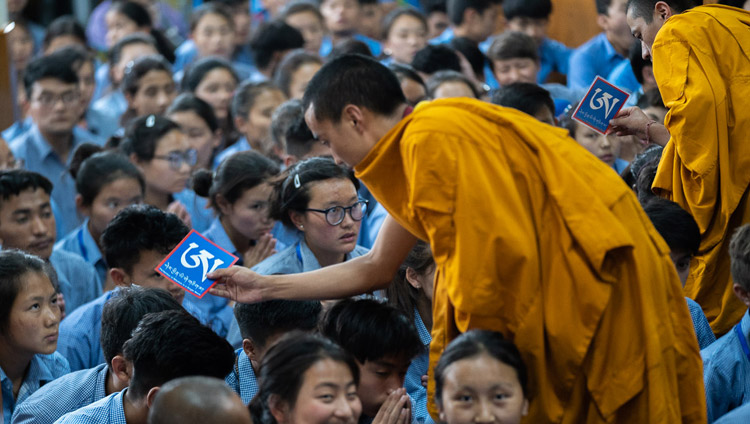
[208, 215, 418, 303]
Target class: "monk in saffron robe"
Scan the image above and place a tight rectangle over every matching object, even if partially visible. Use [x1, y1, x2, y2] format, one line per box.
[208, 56, 706, 423]
[613, 2, 750, 335]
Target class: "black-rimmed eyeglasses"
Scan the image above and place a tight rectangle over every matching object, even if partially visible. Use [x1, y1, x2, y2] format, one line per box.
[305, 200, 369, 226]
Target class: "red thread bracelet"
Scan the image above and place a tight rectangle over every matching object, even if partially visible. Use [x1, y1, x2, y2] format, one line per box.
[645, 120, 657, 145]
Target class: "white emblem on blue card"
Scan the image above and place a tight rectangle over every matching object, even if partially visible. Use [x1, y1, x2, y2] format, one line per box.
[573, 76, 630, 134]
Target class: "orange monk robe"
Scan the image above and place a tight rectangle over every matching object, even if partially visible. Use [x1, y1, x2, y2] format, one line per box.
[651, 5, 750, 335]
[355, 98, 705, 423]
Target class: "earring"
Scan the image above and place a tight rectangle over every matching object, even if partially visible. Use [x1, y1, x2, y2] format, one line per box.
[299, 225, 304, 230]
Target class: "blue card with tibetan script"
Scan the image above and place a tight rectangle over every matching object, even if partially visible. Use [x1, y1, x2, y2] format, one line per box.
[573, 76, 630, 134]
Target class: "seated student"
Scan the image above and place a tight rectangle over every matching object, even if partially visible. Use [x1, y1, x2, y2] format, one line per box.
[642, 198, 715, 349]
[0, 170, 100, 314]
[119, 115, 196, 229]
[703, 224, 750, 422]
[328, 39, 374, 59]
[381, 8, 429, 66]
[502, 0, 572, 84]
[280, 1, 327, 55]
[54, 146, 144, 289]
[104, 1, 175, 63]
[55, 310, 235, 424]
[227, 300, 322, 404]
[386, 241, 436, 424]
[189, 152, 281, 335]
[10, 287, 183, 424]
[119, 55, 178, 132]
[567, 0, 632, 90]
[166, 94, 222, 171]
[275, 100, 332, 167]
[426, 70, 479, 99]
[0, 251, 69, 422]
[10, 54, 103, 238]
[491, 82, 556, 126]
[55, 205, 209, 372]
[214, 81, 287, 166]
[448, 36, 492, 93]
[358, 0, 383, 41]
[637, 88, 668, 125]
[249, 21, 306, 83]
[2, 19, 34, 142]
[43, 16, 88, 54]
[253, 157, 370, 275]
[560, 103, 628, 174]
[181, 57, 240, 151]
[147, 376, 252, 424]
[434, 330, 529, 424]
[429, 0, 500, 47]
[86, 0, 188, 53]
[273, 50, 323, 100]
[173, 3, 254, 79]
[7, 0, 44, 54]
[90, 34, 160, 140]
[321, 299, 423, 424]
[318, 0, 382, 57]
[249, 333, 362, 424]
[422, 0, 450, 39]
[411, 44, 462, 81]
[389, 64, 428, 106]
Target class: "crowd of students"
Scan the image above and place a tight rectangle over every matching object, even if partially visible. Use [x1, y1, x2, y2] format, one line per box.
[1, 0, 749, 422]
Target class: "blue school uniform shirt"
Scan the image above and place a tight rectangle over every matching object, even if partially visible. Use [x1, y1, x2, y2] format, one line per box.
[2, 117, 32, 142]
[50, 249, 103, 314]
[213, 136, 251, 169]
[567, 32, 628, 90]
[319, 34, 382, 57]
[687, 297, 716, 350]
[93, 64, 111, 103]
[10, 363, 108, 424]
[701, 309, 750, 422]
[715, 402, 750, 424]
[405, 310, 434, 424]
[173, 189, 213, 233]
[53, 388, 127, 424]
[54, 220, 108, 290]
[537, 38, 572, 84]
[90, 91, 128, 141]
[607, 59, 641, 95]
[1, 353, 70, 423]
[252, 238, 369, 275]
[225, 348, 259, 405]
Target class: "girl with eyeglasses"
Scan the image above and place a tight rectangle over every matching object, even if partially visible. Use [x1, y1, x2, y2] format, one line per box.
[119, 115, 196, 228]
[189, 150, 280, 336]
[253, 156, 369, 276]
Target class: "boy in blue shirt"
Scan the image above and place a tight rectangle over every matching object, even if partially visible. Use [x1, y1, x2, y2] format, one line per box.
[318, 0, 382, 57]
[11, 287, 183, 424]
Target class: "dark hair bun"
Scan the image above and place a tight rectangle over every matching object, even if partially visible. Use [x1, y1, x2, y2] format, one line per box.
[69, 143, 105, 179]
[192, 168, 214, 198]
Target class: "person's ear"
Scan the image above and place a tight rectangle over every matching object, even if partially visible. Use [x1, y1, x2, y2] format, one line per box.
[212, 129, 223, 149]
[521, 398, 529, 416]
[109, 268, 131, 287]
[284, 155, 297, 168]
[405, 267, 423, 290]
[342, 105, 365, 135]
[596, 13, 609, 31]
[111, 355, 132, 386]
[215, 193, 233, 217]
[146, 386, 161, 409]
[235, 116, 249, 135]
[654, 1, 673, 20]
[242, 338, 258, 361]
[269, 394, 288, 424]
[129, 152, 144, 169]
[733, 283, 750, 308]
[75, 194, 90, 216]
[289, 211, 305, 232]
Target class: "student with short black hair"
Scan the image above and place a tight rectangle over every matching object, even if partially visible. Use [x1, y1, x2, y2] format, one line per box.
[502, 0, 571, 83]
[432, 0, 500, 45]
[56, 310, 235, 423]
[148, 376, 251, 424]
[422, 0, 450, 39]
[321, 298, 422, 423]
[11, 287, 183, 424]
[0, 169, 101, 314]
[250, 21, 306, 82]
[275, 100, 331, 166]
[273, 50, 323, 100]
[426, 70, 478, 99]
[411, 45, 462, 79]
[56, 205, 210, 372]
[281, 1, 327, 54]
[389, 64, 427, 106]
[227, 300, 322, 404]
[318, 0, 383, 57]
[491, 83, 555, 126]
[42, 15, 88, 54]
[381, 8, 429, 66]
[0, 250, 68, 421]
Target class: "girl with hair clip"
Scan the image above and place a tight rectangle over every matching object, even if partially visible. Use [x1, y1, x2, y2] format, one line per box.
[120, 54, 177, 132]
[189, 150, 281, 336]
[434, 330, 529, 424]
[0, 250, 70, 420]
[252, 157, 369, 277]
[386, 241, 435, 424]
[119, 115, 196, 229]
[55, 143, 145, 291]
[249, 332, 362, 424]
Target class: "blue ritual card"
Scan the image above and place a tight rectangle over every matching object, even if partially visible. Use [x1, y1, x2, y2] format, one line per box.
[572, 76, 630, 134]
[156, 230, 239, 298]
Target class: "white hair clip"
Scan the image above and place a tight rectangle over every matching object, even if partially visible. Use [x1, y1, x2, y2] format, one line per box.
[293, 174, 301, 189]
[146, 115, 156, 128]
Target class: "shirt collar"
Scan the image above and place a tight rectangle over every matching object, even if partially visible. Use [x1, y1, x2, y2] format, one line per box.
[413, 308, 432, 346]
[80, 219, 104, 264]
[205, 218, 239, 256]
[600, 32, 624, 62]
[95, 363, 109, 400]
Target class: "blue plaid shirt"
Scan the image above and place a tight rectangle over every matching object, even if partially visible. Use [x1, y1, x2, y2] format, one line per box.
[702, 310, 750, 422]
[225, 349, 259, 404]
[687, 298, 716, 349]
[11, 363, 108, 424]
[53, 388, 127, 424]
[1, 353, 70, 423]
[54, 220, 108, 289]
[50, 249, 102, 315]
[405, 310, 434, 424]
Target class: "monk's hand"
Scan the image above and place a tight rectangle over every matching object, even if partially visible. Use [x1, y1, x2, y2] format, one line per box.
[609, 106, 651, 139]
[208, 266, 266, 304]
[373, 388, 411, 424]
[242, 233, 277, 268]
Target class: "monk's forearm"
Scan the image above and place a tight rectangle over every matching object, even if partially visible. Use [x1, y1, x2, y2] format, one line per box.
[649, 123, 671, 147]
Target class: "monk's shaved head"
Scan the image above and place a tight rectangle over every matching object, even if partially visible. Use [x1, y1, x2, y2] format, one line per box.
[147, 376, 252, 424]
[626, 0, 699, 22]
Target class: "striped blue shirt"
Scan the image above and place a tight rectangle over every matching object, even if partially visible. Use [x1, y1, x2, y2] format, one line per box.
[1, 353, 70, 423]
[54, 388, 127, 424]
[687, 297, 716, 349]
[11, 363, 108, 424]
[405, 310, 434, 424]
[50, 249, 102, 315]
[54, 220, 108, 289]
[225, 349, 259, 405]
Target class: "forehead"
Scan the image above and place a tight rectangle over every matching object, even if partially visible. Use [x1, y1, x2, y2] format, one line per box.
[196, 12, 232, 28]
[0, 188, 50, 212]
[154, 129, 189, 152]
[120, 43, 158, 63]
[32, 78, 77, 94]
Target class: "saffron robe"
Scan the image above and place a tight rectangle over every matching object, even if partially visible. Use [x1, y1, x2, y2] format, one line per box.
[652, 5, 750, 335]
[355, 98, 706, 423]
